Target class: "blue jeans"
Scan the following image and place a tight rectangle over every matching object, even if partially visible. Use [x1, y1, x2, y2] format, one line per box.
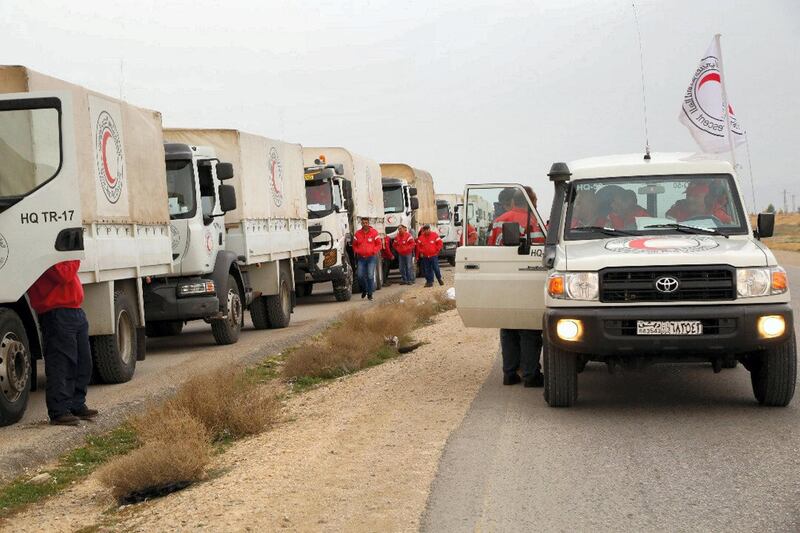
[357, 255, 377, 295]
[40, 308, 92, 419]
[398, 254, 415, 283]
[420, 256, 441, 283]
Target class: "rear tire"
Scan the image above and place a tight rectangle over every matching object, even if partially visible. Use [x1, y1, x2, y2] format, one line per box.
[265, 275, 291, 329]
[210, 275, 242, 345]
[92, 290, 137, 384]
[145, 320, 183, 338]
[750, 334, 796, 407]
[543, 337, 578, 407]
[335, 257, 354, 302]
[0, 309, 31, 427]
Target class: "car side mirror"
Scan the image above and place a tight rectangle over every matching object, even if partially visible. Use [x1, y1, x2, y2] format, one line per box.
[218, 184, 237, 213]
[409, 187, 418, 197]
[502, 222, 521, 246]
[216, 162, 234, 181]
[757, 212, 775, 239]
[410, 197, 420, 210]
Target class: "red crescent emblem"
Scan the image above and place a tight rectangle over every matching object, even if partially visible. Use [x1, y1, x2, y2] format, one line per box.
[698, 72, 720, 89]
[271, 160, 281, 193]
[101, 129, 116, 185]
[627, 238, 649, 249]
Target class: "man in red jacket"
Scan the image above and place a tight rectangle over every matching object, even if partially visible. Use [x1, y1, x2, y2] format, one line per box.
[352, 217, 382, 300]
[487, 189, 545, 245]
[417, 224, 443, 287]
[27, 260, 96, 426]
[393, 224, 416, 285]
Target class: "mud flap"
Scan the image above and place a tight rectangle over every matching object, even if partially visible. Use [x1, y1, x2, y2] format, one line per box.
[136, 327, 147, 361]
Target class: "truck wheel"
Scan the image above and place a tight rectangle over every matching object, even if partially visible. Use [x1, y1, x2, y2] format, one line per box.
[265, 276, 291, 328]
[0, 309, 31, 427]
[92, 290, 137, 384]
[750, 333, 796, 407]
[295, 283, 313, 298]
[543, 338, 578, 407]
[145, 320, 183, 338]
[211, 275, 242, 345]
[334, 258, 353, 302]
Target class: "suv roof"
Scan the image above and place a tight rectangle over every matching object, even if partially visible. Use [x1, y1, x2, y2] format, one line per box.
[569, 152, 735, 179]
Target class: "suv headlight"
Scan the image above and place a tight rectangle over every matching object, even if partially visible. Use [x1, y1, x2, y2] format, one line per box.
[737, 267, 788, 298]
[548, 272, 599, 300]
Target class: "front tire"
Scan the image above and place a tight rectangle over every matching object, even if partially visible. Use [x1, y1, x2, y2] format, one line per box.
[334, 257, 354, 302]
[92, 290, 138, 384]
[543, 337, 578, 407]
[0, 309, 31, 427]
[265, 275, 291, 329]
[210, 275, 242, 345]
[750, 334, 796, 407]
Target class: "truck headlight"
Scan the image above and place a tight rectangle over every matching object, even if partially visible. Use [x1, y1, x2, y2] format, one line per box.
[736, 267, 788, 298]
[177, 280, 215, 297]
[548, 272, 599, 301]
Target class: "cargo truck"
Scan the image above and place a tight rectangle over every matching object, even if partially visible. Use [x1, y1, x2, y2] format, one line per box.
[0, 66, 173, 425]
[295, 148, 385, 300]
[435, 193, 461, 266]
[156, 129, 309, 337]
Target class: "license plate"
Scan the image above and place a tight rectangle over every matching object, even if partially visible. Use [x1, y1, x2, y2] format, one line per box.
[636, 320, 703, 336]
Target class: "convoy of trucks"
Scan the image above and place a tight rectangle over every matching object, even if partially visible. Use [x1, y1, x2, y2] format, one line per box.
[435, 193, 462, 265]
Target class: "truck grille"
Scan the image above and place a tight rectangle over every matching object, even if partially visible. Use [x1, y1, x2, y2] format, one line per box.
[604, 318, 737, 336]
[599, 266, 736, 302]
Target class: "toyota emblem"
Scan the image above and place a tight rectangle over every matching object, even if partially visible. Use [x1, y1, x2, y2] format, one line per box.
[655, 276, 679, 293]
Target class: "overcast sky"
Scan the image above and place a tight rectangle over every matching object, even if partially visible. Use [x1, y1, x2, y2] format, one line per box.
[1, 0, 797, 212]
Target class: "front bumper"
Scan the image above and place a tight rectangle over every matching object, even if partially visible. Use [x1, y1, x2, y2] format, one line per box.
[544, 303, 794, 357]
[438, 243, 457, 259]
[144, 278, 219, 322]
[294, 253, 347, 283]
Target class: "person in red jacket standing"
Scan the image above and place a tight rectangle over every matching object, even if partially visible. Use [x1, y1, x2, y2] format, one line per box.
[417, 224, 443, 287]
[27, 260, 96, 426]
[393, 224, 416, 285]
[380, 234, 395, 287]
[352, 217, 382, 300]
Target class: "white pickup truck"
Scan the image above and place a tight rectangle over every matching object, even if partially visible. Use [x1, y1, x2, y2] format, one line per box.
[456, 153, 795, 407]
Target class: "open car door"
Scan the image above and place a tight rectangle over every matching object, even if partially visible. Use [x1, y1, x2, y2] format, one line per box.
[455, 183, 548, 330]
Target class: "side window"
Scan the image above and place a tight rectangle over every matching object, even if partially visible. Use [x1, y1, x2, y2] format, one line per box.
[332, 181, 342, 211]
[465, 185, 545, 246]
[198, 163, 215, 222]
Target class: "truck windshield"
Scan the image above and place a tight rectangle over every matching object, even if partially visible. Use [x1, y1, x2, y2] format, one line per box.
[437, 204, 450, 221]
[564, 174, 747, 240]
[0, 106, 61, 207]
[306, 180, 334, 218]
[166, 159, 196, 220]
[383, 186, 404, 213]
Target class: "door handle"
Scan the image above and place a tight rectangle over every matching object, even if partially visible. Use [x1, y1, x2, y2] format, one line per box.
[464, 264, 479, 270]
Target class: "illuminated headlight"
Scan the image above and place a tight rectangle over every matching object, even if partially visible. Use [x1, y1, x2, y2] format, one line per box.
[556, 319, 582, 341]
[736, 267, 787, 298]
[757, 315, 786, 339]
[548, 272, 599, 300]
[322, 249, 338, 269]
[177, 280, 215, 297]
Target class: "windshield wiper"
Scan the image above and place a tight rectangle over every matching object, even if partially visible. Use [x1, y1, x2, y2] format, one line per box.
[571, 225, 636, 237]
[644, 223, 730, 239]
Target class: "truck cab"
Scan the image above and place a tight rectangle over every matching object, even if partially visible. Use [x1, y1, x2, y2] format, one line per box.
[436, 196, 460, 266]
[456, 153, 796, 408]
[382, 178, 420, 239]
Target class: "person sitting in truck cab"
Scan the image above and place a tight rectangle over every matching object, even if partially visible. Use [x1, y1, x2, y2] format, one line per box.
[488, 189, 544, 245]
[608, 189, 648, 229]
[570, 189, 609, 228]
[666, 182, 724, 222]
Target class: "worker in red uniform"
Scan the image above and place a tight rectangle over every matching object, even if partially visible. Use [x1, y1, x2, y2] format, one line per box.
[608, 189, 648, 229]
[352, 217, 382, 300]
[393, 224, 416, 285]
[488, 189, 544, 245]
[28, 261, 96, 426]
[416, 224, 443, 287]
[465, 223, 478, 245]
[380, 235, 395, 286]
[571, 189, 610, 228]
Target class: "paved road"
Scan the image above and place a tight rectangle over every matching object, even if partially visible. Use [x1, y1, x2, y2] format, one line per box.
[0, 274, 418, 480]
[423, 264, 800, 532]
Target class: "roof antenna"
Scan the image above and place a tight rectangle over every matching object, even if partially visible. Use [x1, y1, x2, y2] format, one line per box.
[632, 1, 651, 160]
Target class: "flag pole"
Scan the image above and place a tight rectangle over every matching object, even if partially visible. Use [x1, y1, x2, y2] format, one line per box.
[715, 33, 738, 170]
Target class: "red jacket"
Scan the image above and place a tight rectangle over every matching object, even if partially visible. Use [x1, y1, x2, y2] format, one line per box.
[28, 260, 84, 315]
[393, 230, 416, 256]
[608, 206, 648, 229]
[488, 208, 545, 245]
[417, 230, 443, 258]
[352, 226, 382, 258]
[381, 236, 395, 261]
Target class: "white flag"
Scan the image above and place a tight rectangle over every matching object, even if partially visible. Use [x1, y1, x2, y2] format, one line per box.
[679, 36, 746, 153]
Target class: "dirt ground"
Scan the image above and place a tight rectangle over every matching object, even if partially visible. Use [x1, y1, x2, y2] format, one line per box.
[6, 272, 501, 532]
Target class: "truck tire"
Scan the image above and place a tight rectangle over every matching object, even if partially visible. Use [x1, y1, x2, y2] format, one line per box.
[295, 283, 313, 298]
[92, 290, 137, 384]
[543, 338, 578, 407]
[265, 276, 291, 329]
[210, 275, 242, 345]
[250, 296, 269, 330]
[750, 333, 796, 407]
[145, 320, 183, 338]
[334, 258, 353, 302]
[0, 309, 31, 427]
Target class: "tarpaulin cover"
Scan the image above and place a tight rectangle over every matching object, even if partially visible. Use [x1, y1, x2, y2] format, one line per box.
[380, 163, 437, 226]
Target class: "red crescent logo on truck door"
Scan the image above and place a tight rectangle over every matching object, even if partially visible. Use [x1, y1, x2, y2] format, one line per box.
[268, 147, 284, 207]
[0, 232, 9, 270]
[94, 111, 124, 204]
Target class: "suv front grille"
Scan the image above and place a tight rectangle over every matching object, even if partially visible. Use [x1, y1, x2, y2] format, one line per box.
[600, 266, 736, 303]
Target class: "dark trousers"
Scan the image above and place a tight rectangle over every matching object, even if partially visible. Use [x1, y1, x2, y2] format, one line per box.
[398, 254, 415, 283]
[500, 328, 542, 379]
[420, 256, 442, 283]
[40, 308, 92, 419]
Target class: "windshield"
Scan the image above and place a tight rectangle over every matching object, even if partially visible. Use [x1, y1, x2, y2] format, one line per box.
[564, 174, 747, 240]
[0, 105, 61, 204]
[306, 180, 333, 216]
[383, 186, 404, 213]
[437, 204, 450, 222]
[166, 159, 196, 220]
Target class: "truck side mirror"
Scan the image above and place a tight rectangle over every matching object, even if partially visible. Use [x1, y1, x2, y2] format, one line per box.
[216, 162, 234, 181]
[334, 164, 344, 175]
[502, 222, 521, 246]
[409, 187, 418, 197]
[218, 184, 237, 213]
[454, 205, 463, 226]
[342, 180, 353, 204]
[757, 212, 775, 239]
[316, 168, 334, 180]
[410, 197, 420, 210]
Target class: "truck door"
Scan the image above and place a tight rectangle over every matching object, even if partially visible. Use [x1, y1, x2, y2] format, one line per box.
[0, 92, 83, 302]
[455, 184, 547, 330]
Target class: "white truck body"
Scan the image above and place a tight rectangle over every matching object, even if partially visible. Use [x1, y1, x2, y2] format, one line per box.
[435, 193, 462, 264]
[379, 163, 437, 238]
[0, 66, 172, 424]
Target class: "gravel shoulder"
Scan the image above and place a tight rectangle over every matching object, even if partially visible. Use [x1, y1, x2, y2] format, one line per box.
[7, 274, 501, 532]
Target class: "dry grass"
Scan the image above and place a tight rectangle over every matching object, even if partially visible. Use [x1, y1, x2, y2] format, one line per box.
[283, 290, 455, 381]
[750, 213, 800, 252]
